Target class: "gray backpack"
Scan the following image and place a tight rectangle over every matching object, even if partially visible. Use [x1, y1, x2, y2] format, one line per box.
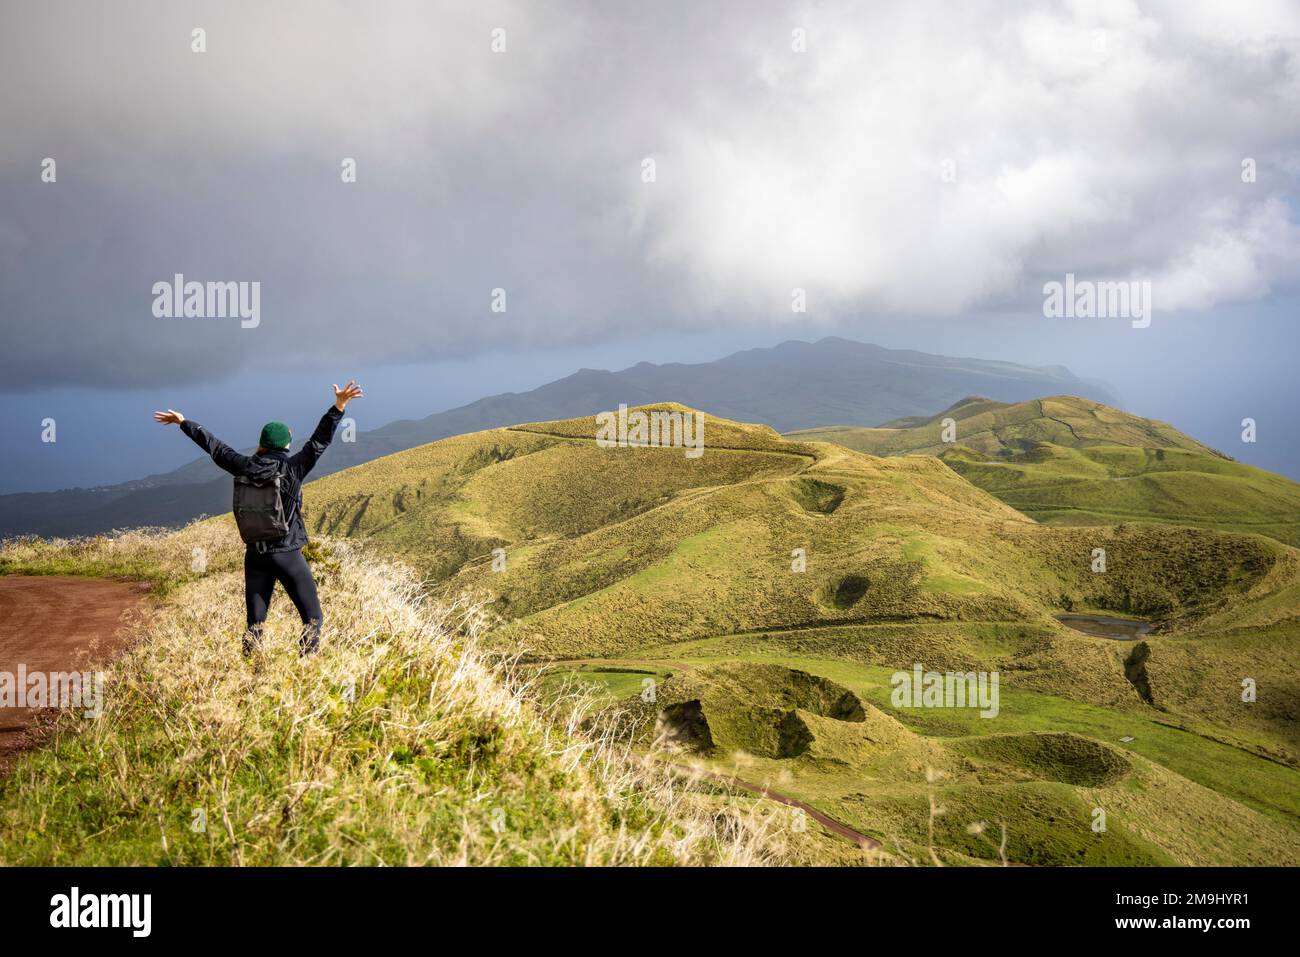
[233, 468, 290, 545]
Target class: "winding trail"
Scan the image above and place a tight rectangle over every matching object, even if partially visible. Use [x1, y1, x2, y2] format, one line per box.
[534, 656, 696, 673]
[0, 575, 150, 768]
[668, 763, 881, 851]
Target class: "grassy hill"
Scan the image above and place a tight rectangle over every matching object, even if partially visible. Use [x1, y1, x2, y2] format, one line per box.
[790, 396, 1300, 548]
[293, 402, 1300, 865]
[0, 528, 800, 865]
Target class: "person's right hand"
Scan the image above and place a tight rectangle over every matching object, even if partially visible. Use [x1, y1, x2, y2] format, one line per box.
[153, 409, 185, 425]
[333, 380, 364, 412]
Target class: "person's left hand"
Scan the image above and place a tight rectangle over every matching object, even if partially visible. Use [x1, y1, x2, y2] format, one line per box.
[153, 409, 185, 425]
[333, 380, 364, 412]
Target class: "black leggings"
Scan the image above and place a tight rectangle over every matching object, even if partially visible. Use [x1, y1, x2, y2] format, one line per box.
[244, 548, 323, 645]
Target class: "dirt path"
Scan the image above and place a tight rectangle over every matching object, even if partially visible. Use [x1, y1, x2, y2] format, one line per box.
[0, 575, 150, 768]
[668, 763, 881, 851]
[503, 425, 821, 465]
[532, 657, 697, 673]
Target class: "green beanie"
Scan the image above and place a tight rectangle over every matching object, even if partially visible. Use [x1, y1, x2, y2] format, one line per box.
[259, 421, 292, 450]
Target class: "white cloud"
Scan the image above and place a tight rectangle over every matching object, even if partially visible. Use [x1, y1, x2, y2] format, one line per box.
[634, 0, 1300, 318]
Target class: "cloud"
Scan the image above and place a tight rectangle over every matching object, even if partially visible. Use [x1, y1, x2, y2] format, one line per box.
[637, 0, 1300, 316]
[1, 0, 1298, 389]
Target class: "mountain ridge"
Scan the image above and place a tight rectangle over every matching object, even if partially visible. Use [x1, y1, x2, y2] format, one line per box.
[0, 338, 1118, 537]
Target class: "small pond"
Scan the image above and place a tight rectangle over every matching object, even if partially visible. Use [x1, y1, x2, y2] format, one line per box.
[1056, 614, 1153, 640]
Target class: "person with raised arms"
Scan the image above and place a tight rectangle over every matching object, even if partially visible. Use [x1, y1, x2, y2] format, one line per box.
[154, 381, 364, 656]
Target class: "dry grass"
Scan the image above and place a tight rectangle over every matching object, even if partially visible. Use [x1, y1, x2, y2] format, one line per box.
[0, 525, 789, 866]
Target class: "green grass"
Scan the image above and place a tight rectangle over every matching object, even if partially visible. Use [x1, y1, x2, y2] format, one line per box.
[605, 647, 1300, 863]
[791, 395, 1221, 458]
[265, 401, 1300, 864]
[621, 645, 1300, 825]
[792, 395, 1300, 548]
[538, 666, 669, 706]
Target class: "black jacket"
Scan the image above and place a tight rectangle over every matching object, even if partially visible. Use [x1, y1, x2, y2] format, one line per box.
[181, 405, 344, 552]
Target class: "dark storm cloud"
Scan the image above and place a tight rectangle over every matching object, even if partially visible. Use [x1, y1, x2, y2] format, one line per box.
[2, 0, 1299, 390]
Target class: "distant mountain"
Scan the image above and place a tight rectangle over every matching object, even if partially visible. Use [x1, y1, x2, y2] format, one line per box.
[792, 395, 1300, 547]
[0, 338, 1118, 537]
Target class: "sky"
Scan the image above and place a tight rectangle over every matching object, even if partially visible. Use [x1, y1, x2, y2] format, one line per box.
[2, 0, 1298, 491]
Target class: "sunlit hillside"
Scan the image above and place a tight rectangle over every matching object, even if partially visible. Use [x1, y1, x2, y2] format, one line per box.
[297, 403, 1300, 865]
[791, 396, 1300, 547]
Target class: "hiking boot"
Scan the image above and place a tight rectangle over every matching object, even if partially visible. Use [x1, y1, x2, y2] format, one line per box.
[299, 620, 322, 657]
[242, 627, 264, 658]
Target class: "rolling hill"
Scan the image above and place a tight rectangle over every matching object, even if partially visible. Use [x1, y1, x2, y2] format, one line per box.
[291, 402, 1300, 865]
[790, 396, 1300, 548]
[0, 339, 1117, 538]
